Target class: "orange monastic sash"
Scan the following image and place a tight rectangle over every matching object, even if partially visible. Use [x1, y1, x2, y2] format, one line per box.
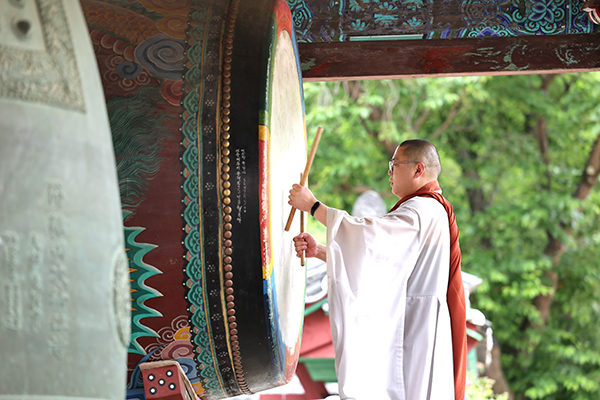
[390, 181, 467, 400]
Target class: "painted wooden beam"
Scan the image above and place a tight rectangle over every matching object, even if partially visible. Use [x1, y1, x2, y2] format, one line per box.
[298, 34, 600, 81]
[289, 0, 594, 42]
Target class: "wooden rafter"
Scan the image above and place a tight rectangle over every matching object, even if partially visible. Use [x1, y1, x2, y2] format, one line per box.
[298, 34, 600, 81]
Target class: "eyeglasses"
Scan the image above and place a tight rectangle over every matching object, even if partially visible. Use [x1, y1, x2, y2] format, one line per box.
[389, 160, 419, 173]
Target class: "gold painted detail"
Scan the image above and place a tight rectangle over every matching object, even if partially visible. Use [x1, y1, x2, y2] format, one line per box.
[0, 0, 85, 111]
[219, 0, 251, 395]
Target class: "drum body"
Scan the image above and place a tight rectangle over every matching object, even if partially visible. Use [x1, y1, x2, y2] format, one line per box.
[0, 0, 129, 398]
[82, 0, 307, 398]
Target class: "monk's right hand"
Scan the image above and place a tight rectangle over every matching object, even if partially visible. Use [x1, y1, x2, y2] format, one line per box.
[293, 233, 318, 258]
[288, 184, 317, 213]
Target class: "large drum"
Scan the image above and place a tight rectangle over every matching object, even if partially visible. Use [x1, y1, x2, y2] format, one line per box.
[0, 0, 129, 398]
[82, 0, 307, 398]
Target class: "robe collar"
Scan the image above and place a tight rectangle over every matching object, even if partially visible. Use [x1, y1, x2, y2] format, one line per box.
[390, 180, 442, 212]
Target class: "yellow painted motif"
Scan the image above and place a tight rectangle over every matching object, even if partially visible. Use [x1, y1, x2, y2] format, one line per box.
[174, 326, 191, 341]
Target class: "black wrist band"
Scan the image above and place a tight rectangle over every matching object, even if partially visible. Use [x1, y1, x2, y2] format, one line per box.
[310, 201, 321, 217]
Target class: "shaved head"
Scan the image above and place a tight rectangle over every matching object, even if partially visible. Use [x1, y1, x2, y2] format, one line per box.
[398, 139, 441, 179]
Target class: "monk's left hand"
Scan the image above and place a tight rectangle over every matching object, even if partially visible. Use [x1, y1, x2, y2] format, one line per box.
[288, 184, 317, 213]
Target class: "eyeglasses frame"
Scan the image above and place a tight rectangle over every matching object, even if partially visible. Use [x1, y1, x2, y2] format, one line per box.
[389, 160, 420, 174]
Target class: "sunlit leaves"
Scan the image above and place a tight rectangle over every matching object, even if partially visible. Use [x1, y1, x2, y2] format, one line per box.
[302, 72, 600, 400]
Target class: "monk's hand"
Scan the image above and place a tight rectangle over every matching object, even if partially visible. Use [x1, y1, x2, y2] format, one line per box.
[293, 233, 318, 258]
[288, 184, 317, 213]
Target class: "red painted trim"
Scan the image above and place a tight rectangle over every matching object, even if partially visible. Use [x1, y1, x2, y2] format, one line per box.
[258, 136, 271, 275]
[271, 0, 293, 37]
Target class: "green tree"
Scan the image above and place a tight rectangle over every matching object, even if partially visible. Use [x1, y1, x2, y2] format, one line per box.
[303, 73, 600, 400]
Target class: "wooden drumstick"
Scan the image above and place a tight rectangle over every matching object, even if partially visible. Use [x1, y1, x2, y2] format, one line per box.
[300, 209, 305, 266]
[285, 127, 323, 232]
[299, 172, 306, 267]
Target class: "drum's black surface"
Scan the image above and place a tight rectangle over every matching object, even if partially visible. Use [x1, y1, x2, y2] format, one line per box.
[190, 0, 307, 397]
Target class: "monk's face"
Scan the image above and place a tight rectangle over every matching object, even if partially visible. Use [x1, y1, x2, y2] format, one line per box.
[388, 146, 420, 199]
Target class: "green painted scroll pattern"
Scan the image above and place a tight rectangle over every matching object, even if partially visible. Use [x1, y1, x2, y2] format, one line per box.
[108, 86, 171, 355]
[109, 85, 172, 215]
[124, 215, 162, 355]
[181, 1, 226, 396]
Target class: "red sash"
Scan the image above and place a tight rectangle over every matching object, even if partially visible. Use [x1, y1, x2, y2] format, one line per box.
[390, 181, 467, 400]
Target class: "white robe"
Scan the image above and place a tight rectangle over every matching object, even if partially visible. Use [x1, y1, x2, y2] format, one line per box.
[326, 196, 455, 400]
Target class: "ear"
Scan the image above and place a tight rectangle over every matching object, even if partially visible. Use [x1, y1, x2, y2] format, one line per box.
[414, 162, 426, 178]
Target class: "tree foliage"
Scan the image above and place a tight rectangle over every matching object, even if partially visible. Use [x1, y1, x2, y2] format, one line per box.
[303, 73, 600, 400]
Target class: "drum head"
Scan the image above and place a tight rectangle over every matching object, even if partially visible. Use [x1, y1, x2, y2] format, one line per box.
[259, 5, 307, 390]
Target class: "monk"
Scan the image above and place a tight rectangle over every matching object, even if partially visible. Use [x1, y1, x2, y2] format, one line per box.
[289, 139, 467, 400]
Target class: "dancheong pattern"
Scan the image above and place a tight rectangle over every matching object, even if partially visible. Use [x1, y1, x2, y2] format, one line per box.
[181, 1, 227, 397]
[286, 0, 593, 42]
